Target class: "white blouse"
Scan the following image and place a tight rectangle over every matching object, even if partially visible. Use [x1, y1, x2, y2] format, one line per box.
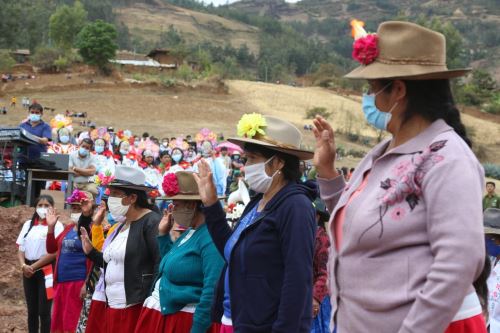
[104, 227, 129, 309]
[16, 220, 64, 261]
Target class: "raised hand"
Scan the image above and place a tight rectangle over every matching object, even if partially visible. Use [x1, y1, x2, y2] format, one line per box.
[93, 202, 106, 225]
[79, 227, 94, 255]
[81, 199, 94, 217]
[312, 116, 338, 179]
[158, 207, 174, 236]
[192, 159, 218, 207]
[46, 208, 59, 229]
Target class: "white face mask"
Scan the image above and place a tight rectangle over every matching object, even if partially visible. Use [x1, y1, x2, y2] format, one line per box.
[70, 213, 82, 223]
[244, 156, 279, 193]
[36, 207, 48, 220]
[108, 196, 130, 217]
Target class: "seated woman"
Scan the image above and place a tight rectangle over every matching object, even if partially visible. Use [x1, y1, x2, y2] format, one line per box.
[134, 171, 224, 333]
[80, 166, 160, 333]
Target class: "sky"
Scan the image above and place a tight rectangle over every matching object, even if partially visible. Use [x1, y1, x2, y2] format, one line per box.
[204, 0, 300, 6]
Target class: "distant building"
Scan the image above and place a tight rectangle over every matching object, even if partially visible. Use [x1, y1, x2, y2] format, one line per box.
[10, 49, 30, 63]
[110, 50, 181, 74]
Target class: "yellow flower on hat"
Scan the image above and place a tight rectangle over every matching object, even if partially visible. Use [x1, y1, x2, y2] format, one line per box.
[237, 113, 267, 138]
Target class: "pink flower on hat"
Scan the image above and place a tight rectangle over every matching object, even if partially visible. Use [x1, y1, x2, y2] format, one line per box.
[162, 173, 180, 197]
[352, 34, 379, 65]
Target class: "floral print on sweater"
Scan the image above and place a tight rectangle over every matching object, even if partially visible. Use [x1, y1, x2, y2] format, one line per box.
[358, 140, 447, 243]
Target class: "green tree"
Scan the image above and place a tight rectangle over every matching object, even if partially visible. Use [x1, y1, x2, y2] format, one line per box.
[49, 1, 88, 50]
[76, 20, 118, 73]
[0, 51, 16, 71]
[32, 46, 64, 72]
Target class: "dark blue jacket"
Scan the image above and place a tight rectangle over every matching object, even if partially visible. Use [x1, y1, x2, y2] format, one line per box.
[203, 181, 317, 333]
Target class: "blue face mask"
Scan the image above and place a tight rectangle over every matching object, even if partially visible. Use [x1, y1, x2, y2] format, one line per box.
[172, 154, 182, 163]
[79, 147, 89, 157]
[361, 83, 397, 131]
[59, 135, 70, 144]
[29, 114, 41, 122]
[95, 146, 104, 154]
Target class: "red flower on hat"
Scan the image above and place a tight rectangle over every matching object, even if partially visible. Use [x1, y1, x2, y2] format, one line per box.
[66, 189, 89, 204]
[162, 173, 180, 197]
[352, 34, 379, 65]
[149, 189, 160, 199]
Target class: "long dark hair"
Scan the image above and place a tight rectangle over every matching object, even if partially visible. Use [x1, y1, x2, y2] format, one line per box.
[171, 148, 184, 165]
[380, 79, 471, 147]
[244, 143, 301, 182]
[121, 188, 157, 212]
[24, 195, 55, 239]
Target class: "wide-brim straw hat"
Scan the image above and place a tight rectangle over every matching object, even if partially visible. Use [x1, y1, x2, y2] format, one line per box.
[228, 114, 314, 160]
[484, 208, 500, 235]
[162, 171, 225, 201]
[108, 165, 155, 192]
[345, 21, 471, 80]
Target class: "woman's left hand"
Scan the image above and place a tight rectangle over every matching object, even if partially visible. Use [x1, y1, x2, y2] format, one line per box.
[79, 227, 94, 255]
[79, 284, 87, 300]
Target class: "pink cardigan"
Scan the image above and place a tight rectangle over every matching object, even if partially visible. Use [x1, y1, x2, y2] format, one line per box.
[318, 119, 485, 332]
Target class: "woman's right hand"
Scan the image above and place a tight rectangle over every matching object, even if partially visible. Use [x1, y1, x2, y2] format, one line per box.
[93, 202, 106, 226]
[158, 207, 174, 236]
[312, 116, 338, 179]
[22, 265, 34, 278]
[46, 208, 59, 230]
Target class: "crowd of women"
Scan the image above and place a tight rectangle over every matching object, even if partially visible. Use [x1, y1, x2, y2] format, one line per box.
[15, 20, 499, 333]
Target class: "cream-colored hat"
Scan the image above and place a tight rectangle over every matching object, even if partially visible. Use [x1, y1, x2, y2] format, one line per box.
[108, 165, 154, 192]
[228, 114, 313, 160]
[345, 21, 471, 80]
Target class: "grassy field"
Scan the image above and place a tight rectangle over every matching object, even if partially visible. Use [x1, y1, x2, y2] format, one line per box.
[115, 3, 260, 54]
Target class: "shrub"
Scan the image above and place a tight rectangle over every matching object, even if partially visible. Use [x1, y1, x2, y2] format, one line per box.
[32, 47, 64, 72]
[0, 51, 16, 71]
[54, 56, 70, 72]
[484, 163, 500, 180]
[176, 64, 195, 82]
[347, 133, 359, 143]
[483, 93, 500, 115]
[305, 107, 332, 120]
[161, 78, 176, 88]
[347, 148, 366, 158]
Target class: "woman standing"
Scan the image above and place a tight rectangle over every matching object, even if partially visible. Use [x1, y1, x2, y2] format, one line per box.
[195, 114, 317, 332]
[16, 195, 64, 333]
[134, 171, 224, 333]
[314, 21, 486, 332]
[80, 166, 160, 333]
[46, 190, 94, 333]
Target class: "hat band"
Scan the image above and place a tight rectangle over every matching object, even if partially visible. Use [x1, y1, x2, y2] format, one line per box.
[377, 57, 445, 66]
[113, 179, 144, 187]
[253, 133, 299, 150]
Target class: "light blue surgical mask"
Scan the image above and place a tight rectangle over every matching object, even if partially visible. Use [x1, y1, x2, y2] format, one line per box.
[362, 83, 398, 131]
[79, 147, 89, 157]
[59, 135, 70, 144]
[172, 154, 182, 163]
[29, 114, 41, 122]
[95, 146, 104, 154]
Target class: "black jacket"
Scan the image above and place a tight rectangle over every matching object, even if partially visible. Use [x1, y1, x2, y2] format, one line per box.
[87, 211, 161, 306]
[205, 181, 317, 333]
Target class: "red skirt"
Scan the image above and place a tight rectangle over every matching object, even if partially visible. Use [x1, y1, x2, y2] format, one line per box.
[134, 306, 221, 333]
[85, 300, 106, 333]
[220, 324, 234, 333]
[105, 304, 142, 333]
[444, 314, 487, 333]
[51, 280, 85, 333]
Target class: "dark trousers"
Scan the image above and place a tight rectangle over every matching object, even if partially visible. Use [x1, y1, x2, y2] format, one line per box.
[23, 265, 52, 333]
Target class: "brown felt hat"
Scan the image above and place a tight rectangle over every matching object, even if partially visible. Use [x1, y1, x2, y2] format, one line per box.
[345, 21, 471, 80]
[162, 171, 224, 201]
[228, 115, 314, 160]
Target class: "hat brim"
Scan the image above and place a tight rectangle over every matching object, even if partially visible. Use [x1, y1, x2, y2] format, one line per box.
[156, 194, 225, 200]
[228, 137, 314, 161]
[484, 227, 500, 235]
[344, 61, 471, 80]
[107, 182, 155, 192]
